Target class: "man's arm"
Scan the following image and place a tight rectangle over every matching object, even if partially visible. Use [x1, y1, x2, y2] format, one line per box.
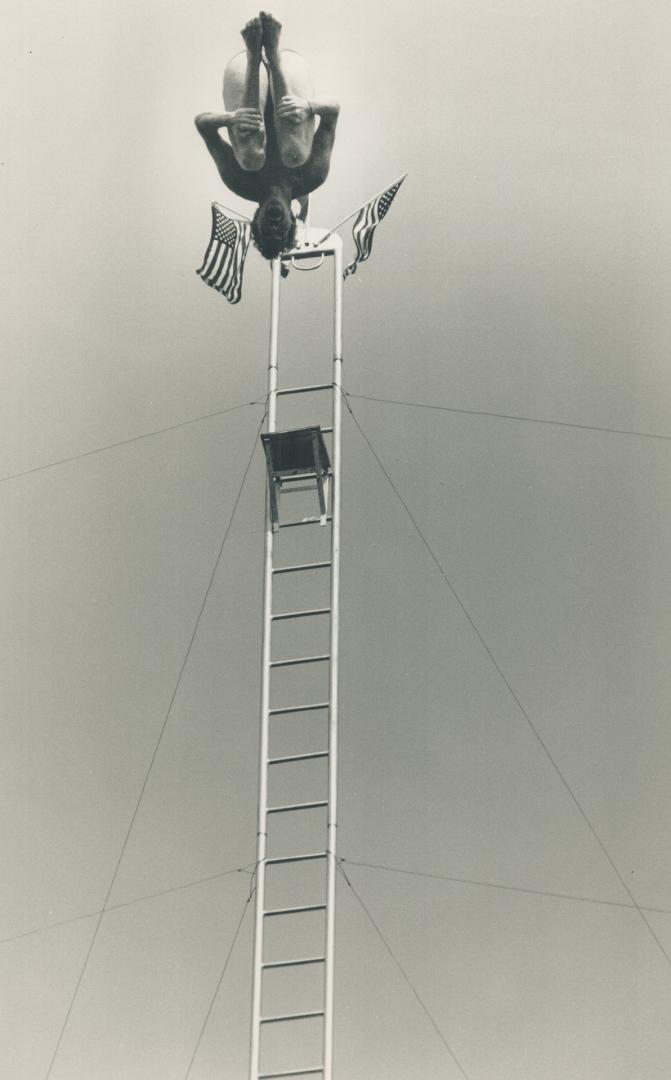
[290, 101, 340, 194]
[310, 100, 340, 124]
[195, 110, 265, 187]
[274, 98, 339, 135]
[195, 112, 239, 185]
[311, 101, 340, 159]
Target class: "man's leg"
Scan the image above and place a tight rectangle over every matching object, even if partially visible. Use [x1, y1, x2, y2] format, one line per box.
[260, 12, 290, 100]
[239, 16, 265, 112]
[223, 17, 268, 168]
[261, 12, 315, 166]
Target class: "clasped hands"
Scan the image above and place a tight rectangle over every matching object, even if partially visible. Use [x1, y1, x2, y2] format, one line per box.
[275, 95, 313, 124]
[229, 95, 312, 136]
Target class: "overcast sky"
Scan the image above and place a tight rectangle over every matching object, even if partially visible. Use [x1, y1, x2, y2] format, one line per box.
[3, 1, 671, 1077]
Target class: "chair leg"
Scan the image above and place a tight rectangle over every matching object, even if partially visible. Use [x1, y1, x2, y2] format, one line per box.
[269, 477, 280, 532]
[311, 430, 327, 525]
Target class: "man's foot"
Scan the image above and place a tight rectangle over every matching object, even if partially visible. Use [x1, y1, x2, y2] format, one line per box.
[260, 11, 282, 56]
[241, 16, 263, 56]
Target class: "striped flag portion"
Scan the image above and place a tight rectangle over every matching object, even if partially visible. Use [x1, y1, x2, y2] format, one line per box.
[343, 175, 406, 279]
[197, 204, 252, 304]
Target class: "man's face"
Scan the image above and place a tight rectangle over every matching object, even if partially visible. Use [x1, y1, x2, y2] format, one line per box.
[259, 197, 293, 243]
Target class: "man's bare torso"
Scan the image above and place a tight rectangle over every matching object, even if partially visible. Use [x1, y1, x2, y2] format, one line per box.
[213, 92, 328, 204]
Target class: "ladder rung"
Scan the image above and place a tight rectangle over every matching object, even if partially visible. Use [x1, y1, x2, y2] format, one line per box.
[268, 751, 329, 765]
[264, 903, 326, 918]
[259, 1069, 323, 1079]
[280, 471, 321, 482]
[266, 851, 327, 865]
[273, 562, 331, 575]
[272, 608, 330, 621]
[269, 703, 329, 716]
[279, 516, 332, 529]
[270, 655, 329, 669]
[267, 800, 327, 815]
[260, 1010, 325, 1025]
[280, 484, 321, 494]
[262, 955, 326, 970]
[276, 383, 332, 396]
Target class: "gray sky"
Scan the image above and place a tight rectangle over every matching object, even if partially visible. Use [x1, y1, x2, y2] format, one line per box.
[3, 0, 671, 1077]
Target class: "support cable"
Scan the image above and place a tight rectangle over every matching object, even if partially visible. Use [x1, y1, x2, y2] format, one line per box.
[341, 393, 671, 971]
[338, 856, 671, 916]
[183, 872, 257, 1080]
[10, 852, 671, 951]
[337, 861, 471, 1080]
[346, 391, 671, 443]
[0, 397, 265, 485]
[42, 412, 267, 1080]
[0, 863, 256, 947]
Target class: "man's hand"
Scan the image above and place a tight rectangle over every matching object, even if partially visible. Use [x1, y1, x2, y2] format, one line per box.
[275, 95, 313, 126]
[230, 108, 264, 135]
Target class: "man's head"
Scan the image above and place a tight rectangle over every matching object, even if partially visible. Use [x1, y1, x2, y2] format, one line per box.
[251, 195, 297, 259]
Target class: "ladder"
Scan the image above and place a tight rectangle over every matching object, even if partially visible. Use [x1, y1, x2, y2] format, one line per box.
[249, 231, 343, 1080]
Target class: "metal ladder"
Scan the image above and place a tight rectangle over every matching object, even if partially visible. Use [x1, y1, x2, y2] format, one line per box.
[249, 232, 343, 1080]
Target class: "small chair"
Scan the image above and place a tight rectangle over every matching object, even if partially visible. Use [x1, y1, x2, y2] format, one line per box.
[261, 426, 332, 532]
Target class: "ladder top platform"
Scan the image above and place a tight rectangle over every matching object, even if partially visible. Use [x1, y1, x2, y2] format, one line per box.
[282, 227, 343, 260]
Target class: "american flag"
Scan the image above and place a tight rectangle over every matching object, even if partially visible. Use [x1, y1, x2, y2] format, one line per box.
[196, 204, 252, 304]
[343, 175, 406, 279]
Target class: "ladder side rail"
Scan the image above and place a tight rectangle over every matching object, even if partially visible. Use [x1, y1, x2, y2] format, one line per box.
[324, 237, 343, 1080]
[249, 256, 282, 1080]
[250, 237, 341, 1080]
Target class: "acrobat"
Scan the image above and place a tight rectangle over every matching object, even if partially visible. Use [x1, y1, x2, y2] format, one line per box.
[195, 12, 340, 259]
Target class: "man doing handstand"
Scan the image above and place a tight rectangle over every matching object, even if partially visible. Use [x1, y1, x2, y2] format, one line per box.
[195, 12, 340, 259]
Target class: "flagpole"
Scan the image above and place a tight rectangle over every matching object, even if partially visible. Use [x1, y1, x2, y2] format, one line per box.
[316, 172, 407, 245]
[213, 200, 253, 223]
